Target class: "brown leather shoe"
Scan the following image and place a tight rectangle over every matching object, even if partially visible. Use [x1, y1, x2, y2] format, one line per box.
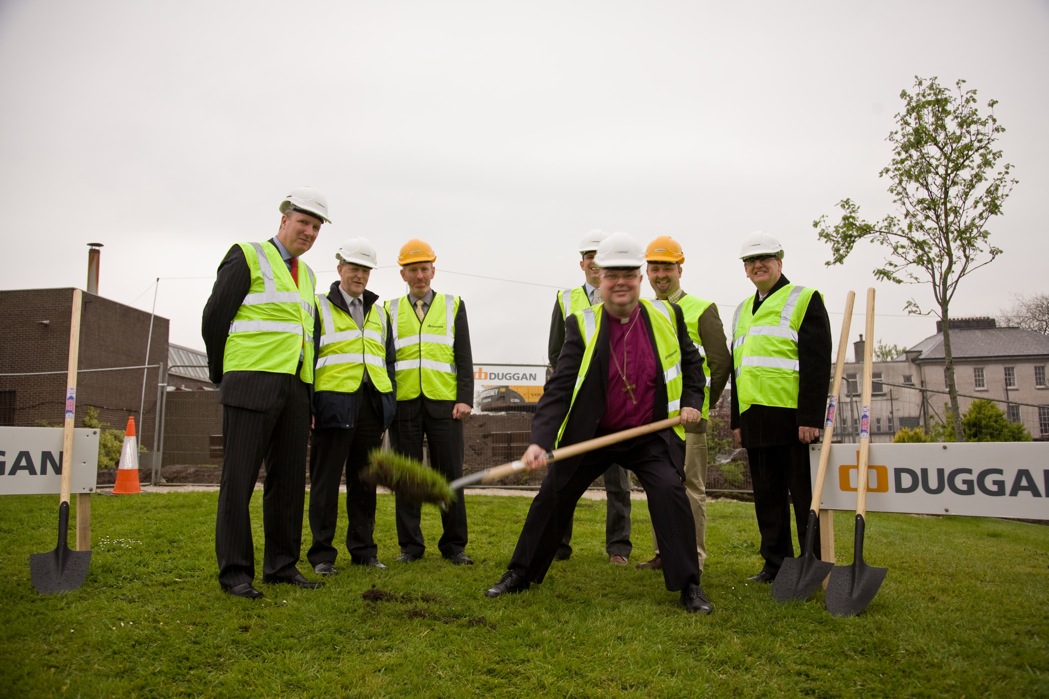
[636, 555, 662, 570]
[609, 554, 629, 566]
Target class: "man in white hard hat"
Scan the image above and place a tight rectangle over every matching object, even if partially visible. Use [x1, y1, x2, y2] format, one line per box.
[307, 238, 397, 576]
[202, 186, 330, 599]
[730, 231, 832, 583]
[385, 239, 475, 566]
[486, 232, 713, 613]
[636, 236, 731, 574]
[546, 229, 633, 565]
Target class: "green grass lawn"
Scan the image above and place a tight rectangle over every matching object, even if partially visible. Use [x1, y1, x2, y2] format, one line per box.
[1, 491, 1046, 697]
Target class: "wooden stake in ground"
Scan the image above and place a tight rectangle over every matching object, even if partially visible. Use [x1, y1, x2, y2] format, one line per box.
[825, 287, 888, 616]
[773, 290, 855, 602]
[30, 289, 92, 594]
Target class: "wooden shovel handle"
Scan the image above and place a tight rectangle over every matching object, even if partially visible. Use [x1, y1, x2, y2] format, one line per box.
[856, 288, 876, 517]
[475, 416, 682, 485]
[60, 290, 83, 506]
[810, 290, 856, 513]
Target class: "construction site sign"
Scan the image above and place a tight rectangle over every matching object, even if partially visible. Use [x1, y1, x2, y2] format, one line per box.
[814, 442, 1049, 520]
[0, 427, 100, 496]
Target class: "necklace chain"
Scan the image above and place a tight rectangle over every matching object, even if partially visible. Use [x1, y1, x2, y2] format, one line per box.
[610, 309, 640, 404]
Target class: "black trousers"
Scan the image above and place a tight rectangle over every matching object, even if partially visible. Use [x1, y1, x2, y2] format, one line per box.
[215, 375, 311, 587]
[390, 401, 468, 557]
[558, 464, 632, 558]
[507, 433, 699, 592]
[746, 443, 819, 573]
[307, 395, 385, 566]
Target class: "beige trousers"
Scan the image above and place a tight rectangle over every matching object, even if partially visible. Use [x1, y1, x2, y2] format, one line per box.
[652, 430, 707, 572]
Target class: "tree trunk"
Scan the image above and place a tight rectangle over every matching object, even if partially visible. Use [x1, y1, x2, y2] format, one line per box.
[940, 307, 965, 441]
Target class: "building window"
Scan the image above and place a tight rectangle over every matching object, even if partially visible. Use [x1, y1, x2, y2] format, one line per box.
[875, 416, 882, 433]
[1040, 406, 1049, 437]
[902, 374, 914, 386]
[973, 367, 986, 390]
[1007, 404, 1021, 424]
[1005, 366, 1016, 389]
[845, 373, 858, 396]
[872, 372, 884, 395]
[1036, 365, 1046, 388]
[888, 415, 895, 432]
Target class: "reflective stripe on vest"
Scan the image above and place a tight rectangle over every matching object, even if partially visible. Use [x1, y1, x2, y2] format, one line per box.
[386, 294, 460, 401]
[314, 295, 393, 394]
[674, 294, 714, 420]
[732, 285, 816, 415]
[223, 242, 316, 383]
[556, 299, 685, 446]
[558, 286, 592, 320]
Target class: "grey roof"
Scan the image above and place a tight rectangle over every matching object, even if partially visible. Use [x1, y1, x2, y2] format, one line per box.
[168, 344, 210, 381]
[910, 327, 1049, 362]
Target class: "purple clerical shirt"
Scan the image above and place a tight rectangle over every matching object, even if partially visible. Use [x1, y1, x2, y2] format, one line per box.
[599, 305, 657, 432]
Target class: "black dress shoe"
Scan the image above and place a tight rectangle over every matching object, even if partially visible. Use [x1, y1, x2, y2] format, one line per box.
[395, 551, 422, 563]
[222, 582, 263, 600]
[352, 557, 388, 570]
[681, 581, 713, 614]
[485, 570, 530, 598]
[313, 562, 337, 576]
[747, 569, 777, 583]
[262, 571, 324, 589]
[445, 552, 474, 566]
[553, 549, 572, 561]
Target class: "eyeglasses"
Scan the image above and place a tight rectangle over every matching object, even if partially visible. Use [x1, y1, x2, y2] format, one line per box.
[744, 255, 778, 266]
[601, 270, 640, 281]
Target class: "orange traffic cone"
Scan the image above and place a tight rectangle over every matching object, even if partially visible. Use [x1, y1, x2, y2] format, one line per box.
[112, 416, 142, 495]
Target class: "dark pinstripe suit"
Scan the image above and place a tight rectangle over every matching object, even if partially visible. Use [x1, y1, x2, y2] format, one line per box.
[202, 242, 313, 587]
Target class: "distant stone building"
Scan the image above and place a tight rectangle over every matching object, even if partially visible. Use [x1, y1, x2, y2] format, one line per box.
[838, 318, 1049, 442]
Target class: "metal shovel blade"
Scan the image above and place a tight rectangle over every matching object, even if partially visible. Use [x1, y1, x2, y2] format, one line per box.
[825, 515, 887, 617]
[773, 511, 833, 602]
[30, 502, 92, 594]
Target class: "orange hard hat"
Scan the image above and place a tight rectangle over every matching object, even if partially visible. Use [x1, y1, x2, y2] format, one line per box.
[645, 236, 685, 264]
[398, 238, 436, 265]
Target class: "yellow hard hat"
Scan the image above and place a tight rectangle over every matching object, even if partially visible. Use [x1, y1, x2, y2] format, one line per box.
[398, 238, 437, 266]
[645, 236, 685, 264]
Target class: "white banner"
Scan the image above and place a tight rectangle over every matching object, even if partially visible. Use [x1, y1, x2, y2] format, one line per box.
[472, 364, 547, 386]
[813, 442, 1049, 520]
[0, 427, 100, 495]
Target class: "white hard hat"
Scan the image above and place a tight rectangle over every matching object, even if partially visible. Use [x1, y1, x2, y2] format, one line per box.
[578, 229, 609, 254]
[279, 186, 331, 223]
[335, 237, 378, 269]
[739, 231, 784, 260]
[594, 232, 645, 268]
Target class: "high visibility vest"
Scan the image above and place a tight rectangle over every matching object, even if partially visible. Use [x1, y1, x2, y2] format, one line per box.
[675, 294, 714, 421]
[223, 242, 316, 383]
[386, 294, 461, 401]
[314, 295, 393, 394]
[557, 299, 685, 446]
[732, 284, 817, 415]
[557, 286, 593, 319]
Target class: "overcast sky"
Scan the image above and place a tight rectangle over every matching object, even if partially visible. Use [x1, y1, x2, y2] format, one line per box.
[1, 1, 1046, 367]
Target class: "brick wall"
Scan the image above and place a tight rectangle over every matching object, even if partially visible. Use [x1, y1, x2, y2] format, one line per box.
[162, 390, 223, 465]
[0, 288, 168, 448]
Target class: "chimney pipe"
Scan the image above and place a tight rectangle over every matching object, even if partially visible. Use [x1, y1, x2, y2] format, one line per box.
[87, 243, 103, 295]
[853, 334, 866, 363]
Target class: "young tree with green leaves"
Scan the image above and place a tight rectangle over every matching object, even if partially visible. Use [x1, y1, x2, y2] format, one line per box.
[814, 76, 1017, 441]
